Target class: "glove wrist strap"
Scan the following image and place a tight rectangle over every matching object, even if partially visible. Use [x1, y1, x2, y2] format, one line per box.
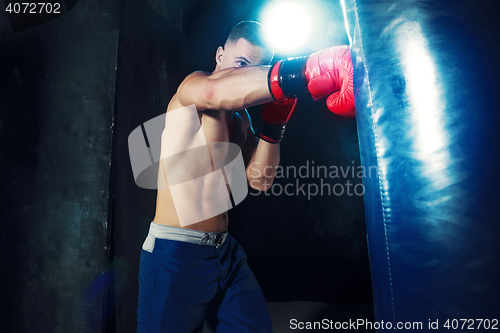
[268, 57, 310, 103]
[279, 56, 309, 98]
[268, 61, 287, 102]
[258, 122, 286, 143]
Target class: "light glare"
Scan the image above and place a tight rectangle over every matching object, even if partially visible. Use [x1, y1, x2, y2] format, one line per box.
[265, 3, 311, 51]
[396, 21, 451, 187]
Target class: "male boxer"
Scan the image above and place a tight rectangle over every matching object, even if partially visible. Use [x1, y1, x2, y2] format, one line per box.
[137, 21, 354, 333]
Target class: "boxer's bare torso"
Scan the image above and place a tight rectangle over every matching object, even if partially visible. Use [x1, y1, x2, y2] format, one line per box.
[152, 37, 279, 233]
[153, 92, 250, 233]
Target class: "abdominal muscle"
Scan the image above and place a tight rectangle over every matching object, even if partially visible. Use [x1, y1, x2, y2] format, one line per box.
[153, 95, 246, 233]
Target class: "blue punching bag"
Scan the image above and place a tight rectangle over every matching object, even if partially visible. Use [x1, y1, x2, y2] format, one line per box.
[345, 0, 500, 329]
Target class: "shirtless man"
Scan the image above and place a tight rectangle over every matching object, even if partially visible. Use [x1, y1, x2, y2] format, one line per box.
[137, 21, 354, 333]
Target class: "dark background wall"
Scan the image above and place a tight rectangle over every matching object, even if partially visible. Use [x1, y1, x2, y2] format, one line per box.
[110, 1, 189, 331]
[0, 0, 372, 332]
[0, 1, 120, 331]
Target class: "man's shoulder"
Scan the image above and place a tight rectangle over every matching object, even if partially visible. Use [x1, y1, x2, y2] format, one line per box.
[168, 71, 212, 112]
[175, 71, 212, 105]
[177, 70, 211, 90]
[183, 70, 211, 82]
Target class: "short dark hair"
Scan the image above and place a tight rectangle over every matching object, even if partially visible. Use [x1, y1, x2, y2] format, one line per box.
[226, 21, 274, 64]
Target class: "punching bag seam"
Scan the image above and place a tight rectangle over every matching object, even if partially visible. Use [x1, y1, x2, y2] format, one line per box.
[352, 0, 396, 323]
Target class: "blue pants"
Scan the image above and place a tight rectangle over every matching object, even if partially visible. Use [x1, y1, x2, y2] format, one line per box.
[137, 223, 274, 333]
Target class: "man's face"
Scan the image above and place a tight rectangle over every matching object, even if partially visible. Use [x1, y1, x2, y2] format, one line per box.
[216, 38, 270, 71]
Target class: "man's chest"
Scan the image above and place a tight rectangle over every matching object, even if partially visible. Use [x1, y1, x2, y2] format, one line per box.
[199, 110, 248, 150]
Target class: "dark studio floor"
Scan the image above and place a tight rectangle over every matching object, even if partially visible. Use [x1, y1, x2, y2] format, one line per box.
[202, 301, 376, 332]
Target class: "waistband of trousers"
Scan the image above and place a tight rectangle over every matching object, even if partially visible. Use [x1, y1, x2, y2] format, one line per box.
[147, 222, 228, 248]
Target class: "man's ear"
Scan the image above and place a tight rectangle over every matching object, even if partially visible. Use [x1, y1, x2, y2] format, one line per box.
[215, 46, 224, 66]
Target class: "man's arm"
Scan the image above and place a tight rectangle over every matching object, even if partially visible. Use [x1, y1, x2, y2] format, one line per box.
[177, 67, 274, 111]
[241, 110, 280, 191]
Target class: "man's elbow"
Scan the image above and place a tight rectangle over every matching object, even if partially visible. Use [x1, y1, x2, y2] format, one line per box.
[176, 74, 217, 111]
[202, 80, 218, 110]
[197, 78, 228, 111]
[203, 79, 244, 111]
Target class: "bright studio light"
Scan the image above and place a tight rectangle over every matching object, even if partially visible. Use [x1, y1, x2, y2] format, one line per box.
[264, 3, 311, 52]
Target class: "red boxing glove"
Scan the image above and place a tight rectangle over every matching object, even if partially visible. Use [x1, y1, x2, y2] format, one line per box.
[267, 46, 355, 117]
[258, 98, 298, 143]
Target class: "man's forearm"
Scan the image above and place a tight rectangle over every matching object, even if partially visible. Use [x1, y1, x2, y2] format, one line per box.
[178, 66, 275, 111]
[247, 140, 280, 191]
[207, 66, 275, 111]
